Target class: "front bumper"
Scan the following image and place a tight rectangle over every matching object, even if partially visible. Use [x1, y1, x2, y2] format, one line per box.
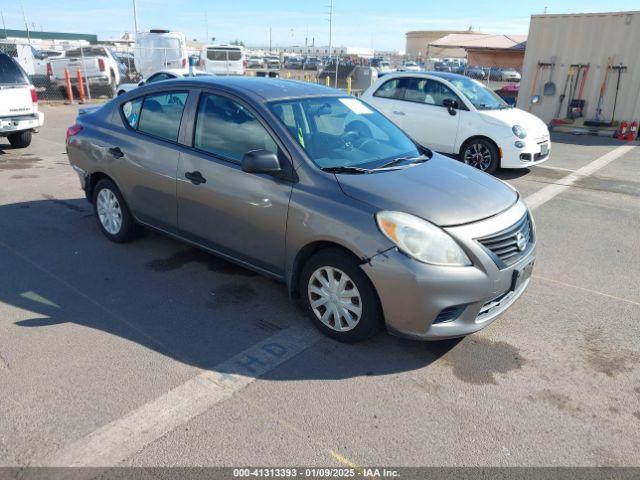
[0, 112, 44, 135]
[362, 201, 535, 340]
[500, 133, 551, 169]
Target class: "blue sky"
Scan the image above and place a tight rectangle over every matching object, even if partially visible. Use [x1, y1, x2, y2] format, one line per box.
[0, 0, 632, 50]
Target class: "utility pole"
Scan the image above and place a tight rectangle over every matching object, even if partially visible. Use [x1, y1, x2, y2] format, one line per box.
[269, 26, 272, 53]
[20, 1, 31, 44]
[1, 10, 7, 39]
[132, 0, 139, 39]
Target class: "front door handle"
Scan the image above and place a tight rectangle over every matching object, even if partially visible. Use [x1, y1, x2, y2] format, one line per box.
[185, 171, 206, 185]
[108, 147, 124, 158]
[392, 110, 406, 116]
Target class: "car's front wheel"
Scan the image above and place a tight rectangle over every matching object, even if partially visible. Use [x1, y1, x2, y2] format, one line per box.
[93, 178, 136, 242]
[461, 139, 499, 174]
[300, 249, 382, 343]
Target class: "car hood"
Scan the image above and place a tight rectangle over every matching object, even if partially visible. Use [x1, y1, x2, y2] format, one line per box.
[336, 154, 518, 227]
[478, 108, 549, 138]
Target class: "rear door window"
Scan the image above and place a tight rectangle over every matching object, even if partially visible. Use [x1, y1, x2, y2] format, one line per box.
[0, 54, 28, 85]
[206, 48, 242, 62]
[121, 91, 188, 141]
[137, 91, 188, 141]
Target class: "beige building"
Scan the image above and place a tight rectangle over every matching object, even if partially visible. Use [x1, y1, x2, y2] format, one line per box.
[517, 10, 640, 128]
[405, 30, 480, 59]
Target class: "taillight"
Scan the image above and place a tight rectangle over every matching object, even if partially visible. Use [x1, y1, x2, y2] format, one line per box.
[182, 57, 187, 68]
[66, 124, 83, 144]
[30, 87, 38, 104]
[98, 58, 105, 72]
[243, 59, 248, 69]
[46, 62, 53, 76]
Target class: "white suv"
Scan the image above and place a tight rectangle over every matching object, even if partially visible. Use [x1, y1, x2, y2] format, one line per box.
[362, 72, 549, 173]
[0, 53, 43, 148]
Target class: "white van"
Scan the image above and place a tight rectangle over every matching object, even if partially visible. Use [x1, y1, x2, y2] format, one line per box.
[200, 45, 245, 75]
[134, 30, 188, 80]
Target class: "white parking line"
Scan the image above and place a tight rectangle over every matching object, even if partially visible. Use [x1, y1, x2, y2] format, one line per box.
[525, 143, 636, 210]
[533, 164, 575, 173]
[41, 325, 321, 466]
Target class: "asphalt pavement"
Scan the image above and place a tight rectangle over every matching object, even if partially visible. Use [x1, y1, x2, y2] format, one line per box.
[0, 104, 639, 468]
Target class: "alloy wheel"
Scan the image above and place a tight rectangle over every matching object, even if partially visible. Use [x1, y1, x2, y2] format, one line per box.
[464, 143, 493, 171]
[308, 267, 362, 332]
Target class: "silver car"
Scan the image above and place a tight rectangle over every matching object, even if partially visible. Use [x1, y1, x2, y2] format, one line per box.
[65, 77, 535, 343]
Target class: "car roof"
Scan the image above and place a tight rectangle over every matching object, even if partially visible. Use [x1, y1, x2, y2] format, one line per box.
[382, 71, 468, 82]
[155, 68, 207, 75]
[160, 76, 343, 102]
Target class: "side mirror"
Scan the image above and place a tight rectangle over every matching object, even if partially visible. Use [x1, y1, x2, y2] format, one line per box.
[531, 95, 540, 105]
[442, 98, 458, 116]
[241, 149, 282, 175]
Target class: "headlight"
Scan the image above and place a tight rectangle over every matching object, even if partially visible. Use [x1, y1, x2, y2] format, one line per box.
[512, 125, 527, 139]
[376, 211, 471, 266]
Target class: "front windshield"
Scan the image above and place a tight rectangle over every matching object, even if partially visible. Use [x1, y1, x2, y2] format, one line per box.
[447, 76, 509, 110]
[269, 96, 419, 169]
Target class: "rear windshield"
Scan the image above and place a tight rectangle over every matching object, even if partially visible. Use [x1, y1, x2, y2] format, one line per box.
[207, 48, 242, 62]
[0, 54, 28, 85]
[65, 47, 108, 58]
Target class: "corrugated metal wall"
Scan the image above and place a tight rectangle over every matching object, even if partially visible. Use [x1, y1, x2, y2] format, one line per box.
[517, 11, 640, 125]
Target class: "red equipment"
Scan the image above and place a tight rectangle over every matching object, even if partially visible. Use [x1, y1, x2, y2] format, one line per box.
[625, 121, 638, 141]
[615, 121, 628, 140]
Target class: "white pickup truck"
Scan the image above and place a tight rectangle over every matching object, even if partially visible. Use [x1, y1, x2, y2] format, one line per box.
[0, 53, 44, 148]
[49, 46, 121, 98]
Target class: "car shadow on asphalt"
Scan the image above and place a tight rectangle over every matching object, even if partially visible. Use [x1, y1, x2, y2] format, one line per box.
[1, 197, 463, 381]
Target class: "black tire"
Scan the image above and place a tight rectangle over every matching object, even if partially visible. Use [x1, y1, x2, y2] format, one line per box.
[300, 248, 382, 343]
[7, 131, 32, 148]
[92, 178, 137, 243]
[460, 138, 500, 174]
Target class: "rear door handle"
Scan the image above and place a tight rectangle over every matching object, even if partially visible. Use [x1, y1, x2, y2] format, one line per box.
[185, 171, 206, 185]
[392, 111, 406, 116]
[108, 147, 124, 158]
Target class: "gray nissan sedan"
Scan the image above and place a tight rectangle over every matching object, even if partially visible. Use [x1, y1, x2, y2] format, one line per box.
[66, 77, 535, 343]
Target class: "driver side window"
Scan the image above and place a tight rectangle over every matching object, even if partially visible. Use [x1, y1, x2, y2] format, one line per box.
[402, 78, 462, 108]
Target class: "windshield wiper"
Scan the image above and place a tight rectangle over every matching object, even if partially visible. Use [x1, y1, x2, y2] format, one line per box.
[375, 154, 429, 170]
[321, 166, 372, 174]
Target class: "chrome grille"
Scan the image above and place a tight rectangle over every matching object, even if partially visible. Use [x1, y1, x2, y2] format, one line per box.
[477, 214, 533, 268]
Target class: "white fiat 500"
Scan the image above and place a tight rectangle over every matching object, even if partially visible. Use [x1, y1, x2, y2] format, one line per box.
[362, 72, 550, 173]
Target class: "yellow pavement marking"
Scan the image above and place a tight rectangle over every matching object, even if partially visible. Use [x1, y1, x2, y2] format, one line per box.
[533, 275, 640, 307]
[329, 450, 360, 468]
[19, 291, 60, 308]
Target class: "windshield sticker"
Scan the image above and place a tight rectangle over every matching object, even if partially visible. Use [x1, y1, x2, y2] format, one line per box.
[339, 98, 373, 115]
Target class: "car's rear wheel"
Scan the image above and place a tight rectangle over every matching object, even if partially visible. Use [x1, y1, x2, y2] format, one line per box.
[93, 178, 136, 242]
[300, 249, 382, 343]
[461, 139, 499, 174]
[7, 131, 32, 148]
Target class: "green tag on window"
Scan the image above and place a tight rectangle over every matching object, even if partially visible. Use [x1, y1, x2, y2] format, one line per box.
[297, 127, 305, 147]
